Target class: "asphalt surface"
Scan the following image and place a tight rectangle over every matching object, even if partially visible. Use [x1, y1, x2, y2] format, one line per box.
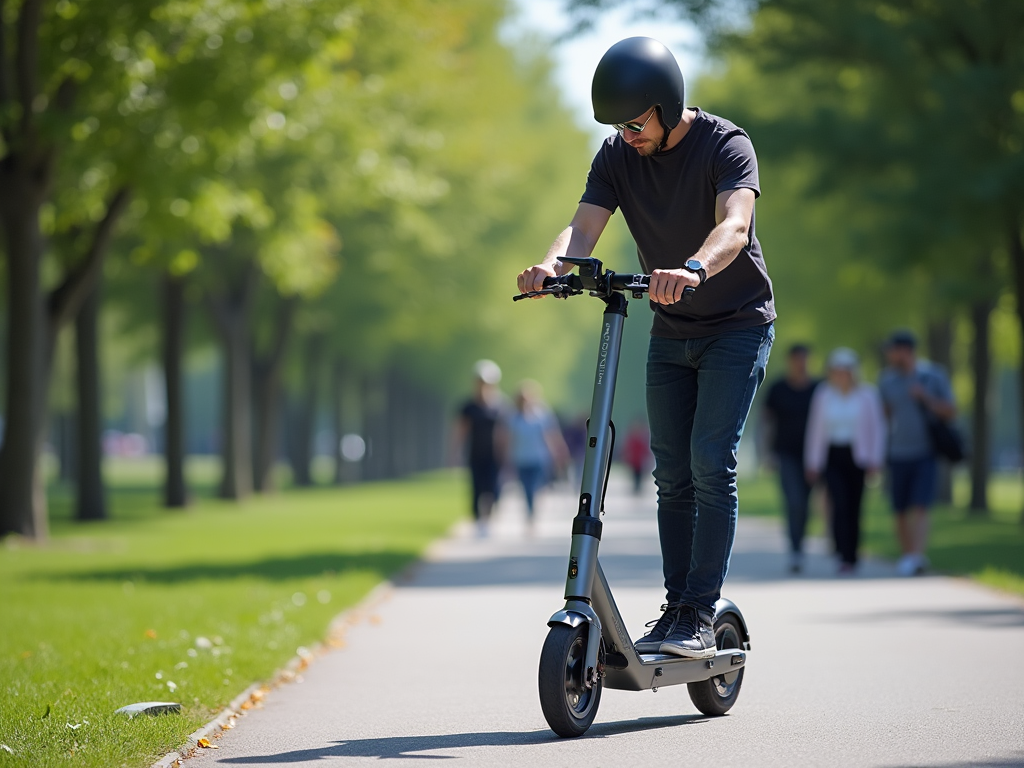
[191, 476, 1024, 768]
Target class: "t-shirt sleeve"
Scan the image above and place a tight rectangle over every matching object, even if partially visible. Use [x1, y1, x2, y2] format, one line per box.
[712, 132, 761, 198]
[927, 367, 955, 404]
[580, 139, 619, 213]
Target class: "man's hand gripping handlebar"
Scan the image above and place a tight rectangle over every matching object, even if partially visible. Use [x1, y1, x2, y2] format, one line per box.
[512, 273, 585, 301]
[513, 256, 694, 304]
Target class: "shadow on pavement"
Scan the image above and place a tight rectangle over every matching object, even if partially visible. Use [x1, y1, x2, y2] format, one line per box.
[214, 715, 708, 763]
[882, 752, 1024, 768]
[405, 550, 901, 589]
[34, 551, 417, 583]
[818, 606, 1024, 629]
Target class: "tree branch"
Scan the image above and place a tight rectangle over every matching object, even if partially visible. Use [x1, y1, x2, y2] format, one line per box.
[14, 0, 42, 136]
[0, 0, 11, 109]
[48, 186, 132, 329]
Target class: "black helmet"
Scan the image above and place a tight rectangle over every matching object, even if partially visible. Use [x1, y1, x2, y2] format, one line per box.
[592, 37, 685, 130]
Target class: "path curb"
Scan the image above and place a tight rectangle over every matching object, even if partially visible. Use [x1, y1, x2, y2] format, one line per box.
[149, 517, 466, 766]
[149, 579, 397, 767]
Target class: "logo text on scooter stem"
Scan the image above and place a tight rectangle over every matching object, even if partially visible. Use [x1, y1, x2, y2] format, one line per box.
[596, 321, 612, 385]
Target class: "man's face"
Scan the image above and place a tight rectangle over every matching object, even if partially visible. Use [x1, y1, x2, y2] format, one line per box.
[886, 344, 915, 371]
[787, 351, 808, 380]
[619, 107, 663, 157]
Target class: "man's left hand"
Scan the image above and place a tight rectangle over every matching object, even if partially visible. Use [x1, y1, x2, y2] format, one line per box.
[649, 268, 701, 305]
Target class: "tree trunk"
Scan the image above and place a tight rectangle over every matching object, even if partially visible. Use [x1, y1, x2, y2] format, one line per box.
[291, 333, 324, 487]
[926, 315, 954, 506]
[0, 191, 50, 539]
[74, 282, 107, 521]
[1008, 218, 1024, 522]
[362, 373, 385, 481]
[162, 274, 188, 508]
[331, 358, 346, 485]
[968, 298, 992, 514]
[56, 411, 76, 485]
[251, 297, 296, 493]
[207, 269, 257, 500]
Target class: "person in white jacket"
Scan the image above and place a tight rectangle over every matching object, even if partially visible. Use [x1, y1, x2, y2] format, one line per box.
[804, 348, 886, 573]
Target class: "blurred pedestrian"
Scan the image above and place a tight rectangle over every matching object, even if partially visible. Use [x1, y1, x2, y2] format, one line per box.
[623, 419, 653, 494]
[561, 414, 588, 486]
[879, 330, 957, 576]
[762, 343, 820, 573]
[805, 348, 886, 574]
[453, 360, 506, 537]
[506, 380, 568, 530]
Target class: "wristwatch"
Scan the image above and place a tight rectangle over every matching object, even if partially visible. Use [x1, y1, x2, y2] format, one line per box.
[683, 259, 707, 285]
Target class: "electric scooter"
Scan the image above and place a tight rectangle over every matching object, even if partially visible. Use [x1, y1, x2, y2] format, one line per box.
[514, 256, 751, 738]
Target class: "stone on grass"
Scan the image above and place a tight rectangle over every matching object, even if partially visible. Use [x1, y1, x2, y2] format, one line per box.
[115, 702, 181, 718]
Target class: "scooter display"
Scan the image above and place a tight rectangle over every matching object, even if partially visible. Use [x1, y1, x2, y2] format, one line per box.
[514, 256, 751, 738]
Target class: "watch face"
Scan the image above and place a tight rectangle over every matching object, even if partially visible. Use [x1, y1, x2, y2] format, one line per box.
[685, 260, 702, 271]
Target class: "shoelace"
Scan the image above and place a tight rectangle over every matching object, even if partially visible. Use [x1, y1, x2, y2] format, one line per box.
[643, 601, 683, 637]
[672, 605, 698, 640]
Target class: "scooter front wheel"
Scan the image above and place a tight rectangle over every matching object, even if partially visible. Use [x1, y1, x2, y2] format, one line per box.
[538, 623, 602, 737]
[686, 612, 745, 716]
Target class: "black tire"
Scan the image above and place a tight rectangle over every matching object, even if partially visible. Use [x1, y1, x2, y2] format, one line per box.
[686, 613, 745, 716]
[538, 623, 602, 737]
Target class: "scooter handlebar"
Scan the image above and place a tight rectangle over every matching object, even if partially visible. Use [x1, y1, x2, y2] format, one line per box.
[513, 269, 694, 303]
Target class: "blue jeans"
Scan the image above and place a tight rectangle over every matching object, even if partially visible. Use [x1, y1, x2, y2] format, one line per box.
[646, 324, 774, 617]
[778, 453, 811, 554]
[517, 463, 546, 517]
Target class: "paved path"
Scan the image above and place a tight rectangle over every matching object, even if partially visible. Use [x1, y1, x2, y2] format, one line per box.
[193, 477, 1024, 768]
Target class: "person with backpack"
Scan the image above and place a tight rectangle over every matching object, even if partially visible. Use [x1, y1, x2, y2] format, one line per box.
[879, 330, 957, 576]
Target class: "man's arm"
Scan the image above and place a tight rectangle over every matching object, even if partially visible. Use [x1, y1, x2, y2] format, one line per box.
[517, 202, 612, 295]
[648, 187, 756, 305]
[913, 373, 957, 421]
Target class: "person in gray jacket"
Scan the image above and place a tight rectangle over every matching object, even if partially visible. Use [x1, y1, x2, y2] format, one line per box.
[878, 331, 956, 576]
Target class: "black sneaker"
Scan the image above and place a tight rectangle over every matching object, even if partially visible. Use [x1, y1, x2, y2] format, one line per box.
[659, 605, 716, 659]
[633, 602, 682, 654]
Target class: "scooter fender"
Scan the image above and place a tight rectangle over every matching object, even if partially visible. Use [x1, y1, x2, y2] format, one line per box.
[548, 601, 603, 687]
[714, 597, 751, 650]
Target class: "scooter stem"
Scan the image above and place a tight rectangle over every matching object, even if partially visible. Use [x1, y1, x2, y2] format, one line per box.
[563, 292, 626, 602]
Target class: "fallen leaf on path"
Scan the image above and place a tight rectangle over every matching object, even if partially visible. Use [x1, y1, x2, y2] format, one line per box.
[197, 738, 219, 749]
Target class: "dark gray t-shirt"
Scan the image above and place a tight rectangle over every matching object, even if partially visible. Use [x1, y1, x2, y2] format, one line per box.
[878, 361, 954, 461]
[581, 109, 775, 339]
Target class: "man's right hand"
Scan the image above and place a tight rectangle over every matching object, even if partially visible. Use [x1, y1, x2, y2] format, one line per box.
[517, 263, 559, 297]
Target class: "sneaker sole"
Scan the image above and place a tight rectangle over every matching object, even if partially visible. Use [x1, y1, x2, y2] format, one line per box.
[633, 639, 665, 654]
[658, 641, 716, 659]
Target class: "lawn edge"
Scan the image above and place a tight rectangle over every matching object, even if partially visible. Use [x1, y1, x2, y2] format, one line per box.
[150, 518, 466, 767]
[151, 578, 397, 768]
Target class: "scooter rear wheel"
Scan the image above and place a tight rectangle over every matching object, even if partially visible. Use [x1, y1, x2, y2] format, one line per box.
[686, 612, 745, 716]
[538, 623, 602, 737]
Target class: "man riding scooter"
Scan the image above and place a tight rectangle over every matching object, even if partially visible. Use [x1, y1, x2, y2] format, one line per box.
[518, 37, 774, 659]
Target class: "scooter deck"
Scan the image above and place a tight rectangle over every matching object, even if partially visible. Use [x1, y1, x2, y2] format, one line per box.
[591, 561, 748, 692]
[604, 647, 746, 691]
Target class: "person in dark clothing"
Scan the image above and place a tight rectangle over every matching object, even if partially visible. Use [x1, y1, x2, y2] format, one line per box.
[622, 420, 653, 494]
[454, 360, 506, 537]
[762, 344, 819, 573]
[518, 38, 774, 659]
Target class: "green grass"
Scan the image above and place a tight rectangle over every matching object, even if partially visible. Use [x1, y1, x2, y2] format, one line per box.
[0, 469, 464, 768]
[739, 470, 1024, 595]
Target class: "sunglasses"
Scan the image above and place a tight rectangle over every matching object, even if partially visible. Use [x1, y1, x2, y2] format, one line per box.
[614, 108, 656, 134]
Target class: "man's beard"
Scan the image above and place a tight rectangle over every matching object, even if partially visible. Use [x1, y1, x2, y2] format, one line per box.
[635, 139, 659, 157]
[630, 133, 663, 157]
